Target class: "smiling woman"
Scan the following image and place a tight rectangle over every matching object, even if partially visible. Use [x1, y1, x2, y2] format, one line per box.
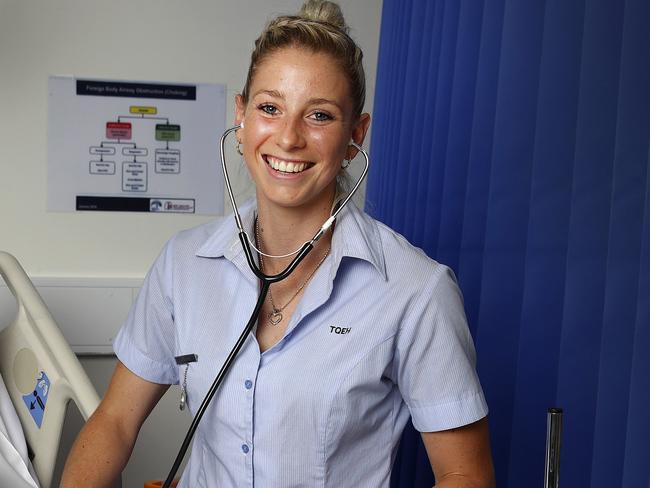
[235, 48, 369, 226]
[60, 2, 494, 488]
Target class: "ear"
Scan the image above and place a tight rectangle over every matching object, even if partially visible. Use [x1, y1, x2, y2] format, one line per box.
[235, 94, 246, 136]
[346, 113, 371, 160]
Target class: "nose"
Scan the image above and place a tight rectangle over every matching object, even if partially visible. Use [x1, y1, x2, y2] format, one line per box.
[277, 115, 306, 151]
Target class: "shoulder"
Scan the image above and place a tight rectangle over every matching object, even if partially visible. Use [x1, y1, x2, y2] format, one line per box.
[173, 217, 228, 251]
[368, 213, 456, 293]
[161, 213, 234, 262]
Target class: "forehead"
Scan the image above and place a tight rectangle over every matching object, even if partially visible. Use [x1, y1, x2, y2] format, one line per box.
[249, 47, 352, 106]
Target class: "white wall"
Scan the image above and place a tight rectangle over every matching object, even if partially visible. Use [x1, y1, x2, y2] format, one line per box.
[0, 0, 382, 278]
[0, 0, 383, 486]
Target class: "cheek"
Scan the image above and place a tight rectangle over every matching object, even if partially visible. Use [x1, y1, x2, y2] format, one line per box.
[309, 130, 349, 163]
[242, 117, 275, 146]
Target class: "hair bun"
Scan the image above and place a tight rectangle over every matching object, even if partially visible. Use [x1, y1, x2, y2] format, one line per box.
[298, 0, 349, 33]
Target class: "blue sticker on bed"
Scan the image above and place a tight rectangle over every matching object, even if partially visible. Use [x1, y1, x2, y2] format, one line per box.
[22, 371, 50, 428]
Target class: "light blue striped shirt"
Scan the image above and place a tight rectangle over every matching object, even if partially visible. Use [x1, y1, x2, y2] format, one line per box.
[114, 199, 487, 487]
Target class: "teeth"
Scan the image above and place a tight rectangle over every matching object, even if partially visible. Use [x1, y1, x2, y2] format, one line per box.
[267, 156, 308, 173]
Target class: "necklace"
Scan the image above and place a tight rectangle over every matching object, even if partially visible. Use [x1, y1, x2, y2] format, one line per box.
[255, 217, 330, 326]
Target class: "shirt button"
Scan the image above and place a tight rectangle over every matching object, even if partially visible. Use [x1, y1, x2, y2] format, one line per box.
[241, 444, 250, 454]
[244, 379, 253, 390]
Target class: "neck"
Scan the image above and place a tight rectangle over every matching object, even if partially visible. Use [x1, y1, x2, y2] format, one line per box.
[255, 188, 335, 274]
[256, 190, 335, 255]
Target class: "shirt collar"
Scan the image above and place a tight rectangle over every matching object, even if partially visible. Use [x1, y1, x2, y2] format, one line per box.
[195, 198, 387, 280]
[329, 200, 387, 280]
[195, 199, 257, 260]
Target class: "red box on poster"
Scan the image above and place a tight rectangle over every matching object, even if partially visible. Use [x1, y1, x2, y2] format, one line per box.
[106, 122, 132, 139]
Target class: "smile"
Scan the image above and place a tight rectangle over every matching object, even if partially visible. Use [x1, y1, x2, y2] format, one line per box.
[264, 155, 313, 174]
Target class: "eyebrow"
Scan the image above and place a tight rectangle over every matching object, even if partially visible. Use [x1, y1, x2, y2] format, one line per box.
[308, 98, 344, 111]
[253, 89, 284, 99]
[252, 90, 344, 111]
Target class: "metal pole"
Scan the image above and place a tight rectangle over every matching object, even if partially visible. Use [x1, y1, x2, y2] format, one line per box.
[544, 407, 563, 488]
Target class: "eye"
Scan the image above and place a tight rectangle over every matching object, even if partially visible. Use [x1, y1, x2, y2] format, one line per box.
[258, 104, 279, 115]
[310, 111, 334, 122]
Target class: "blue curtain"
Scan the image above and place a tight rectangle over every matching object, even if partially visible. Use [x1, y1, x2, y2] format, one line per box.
[367, 1, 650, 487]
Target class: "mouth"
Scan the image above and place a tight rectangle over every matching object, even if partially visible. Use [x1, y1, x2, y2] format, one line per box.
[263, 155, 314, 174]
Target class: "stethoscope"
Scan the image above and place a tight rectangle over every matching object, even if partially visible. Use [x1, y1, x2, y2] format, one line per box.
[162, 123, 370, 487]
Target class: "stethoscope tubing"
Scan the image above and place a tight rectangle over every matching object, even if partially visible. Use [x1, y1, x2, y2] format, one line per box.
[163, 125, 369, 488]
[163, 281, 271, 488]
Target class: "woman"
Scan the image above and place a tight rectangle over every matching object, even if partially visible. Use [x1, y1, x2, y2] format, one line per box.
[61, 1, 495, 486]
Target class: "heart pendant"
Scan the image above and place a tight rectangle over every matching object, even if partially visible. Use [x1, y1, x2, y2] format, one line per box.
[269, 310, 283, 326]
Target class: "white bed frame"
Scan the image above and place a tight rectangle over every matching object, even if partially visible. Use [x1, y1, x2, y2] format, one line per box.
[0, 251, 100, 488]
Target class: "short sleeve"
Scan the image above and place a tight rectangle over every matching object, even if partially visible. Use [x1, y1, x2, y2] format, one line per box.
[113, 237, 179, 385]
[395, 265, 488, 432]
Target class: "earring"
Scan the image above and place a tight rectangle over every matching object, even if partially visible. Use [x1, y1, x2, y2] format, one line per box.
[342, 143, 356, 168]
[236, 140, 243, 156]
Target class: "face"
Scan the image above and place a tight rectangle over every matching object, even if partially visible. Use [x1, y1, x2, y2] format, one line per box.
[235, 47, 370, 213]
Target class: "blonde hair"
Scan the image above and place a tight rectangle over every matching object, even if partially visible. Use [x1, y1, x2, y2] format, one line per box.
[241, 0, 366, 117]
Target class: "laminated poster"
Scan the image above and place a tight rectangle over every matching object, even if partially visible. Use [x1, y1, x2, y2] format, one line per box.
[48, 76, 225, 214]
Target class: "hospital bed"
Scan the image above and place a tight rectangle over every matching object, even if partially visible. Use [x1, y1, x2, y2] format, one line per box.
[0, 251, 101, 488]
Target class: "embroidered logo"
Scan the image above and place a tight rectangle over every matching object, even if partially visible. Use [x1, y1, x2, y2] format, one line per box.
[329, 326, 351, 335]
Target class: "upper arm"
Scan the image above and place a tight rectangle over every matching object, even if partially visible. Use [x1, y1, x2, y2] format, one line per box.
[113, 238, 180, 385]
[96, 361, 170, 438]
[396, 267, 488, 432]
[421, 417, 495, 488]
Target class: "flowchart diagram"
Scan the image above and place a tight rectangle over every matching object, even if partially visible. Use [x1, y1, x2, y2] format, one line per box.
[88, 106, 183, 192]
[48, 77, 225, 214]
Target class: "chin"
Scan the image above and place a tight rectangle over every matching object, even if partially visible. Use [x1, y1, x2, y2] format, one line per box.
[259, 186, 334, 212]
